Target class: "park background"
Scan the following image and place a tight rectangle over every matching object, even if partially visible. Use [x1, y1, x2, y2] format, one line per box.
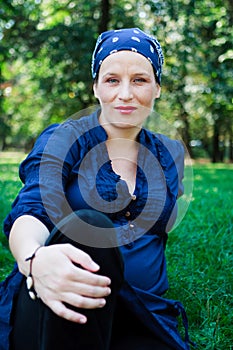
[0, 1, 232, 349]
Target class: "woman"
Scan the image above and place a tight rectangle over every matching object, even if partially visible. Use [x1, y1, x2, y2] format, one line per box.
[0, 28, 193, 350]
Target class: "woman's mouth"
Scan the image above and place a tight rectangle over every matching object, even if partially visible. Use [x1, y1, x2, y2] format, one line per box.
[114, 106, 137, 115]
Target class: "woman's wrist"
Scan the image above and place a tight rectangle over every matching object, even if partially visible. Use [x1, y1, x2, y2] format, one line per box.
[25, 246, 43, 300]
[16, 245, 43, 276]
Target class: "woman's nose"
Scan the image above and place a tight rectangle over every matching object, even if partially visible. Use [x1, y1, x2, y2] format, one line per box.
[118, 82, 133, 101]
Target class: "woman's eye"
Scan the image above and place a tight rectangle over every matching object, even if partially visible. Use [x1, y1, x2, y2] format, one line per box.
[134, 78, 146, 83]
[106, 78, 118, 84]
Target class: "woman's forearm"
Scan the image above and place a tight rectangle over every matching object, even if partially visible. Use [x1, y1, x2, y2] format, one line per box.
[9, 215, 50, 276]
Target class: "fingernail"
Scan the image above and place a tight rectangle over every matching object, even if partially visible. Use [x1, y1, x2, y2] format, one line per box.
[99, 299, 106, 307]
[79, 317, 87, 324]
[91, 262, 100, 269]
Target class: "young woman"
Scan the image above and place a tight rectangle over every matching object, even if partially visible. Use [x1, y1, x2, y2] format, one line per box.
[0, 28, 193, 350]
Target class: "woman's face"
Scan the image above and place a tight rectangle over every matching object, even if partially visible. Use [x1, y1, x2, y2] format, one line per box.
[93, 50, 161, 130]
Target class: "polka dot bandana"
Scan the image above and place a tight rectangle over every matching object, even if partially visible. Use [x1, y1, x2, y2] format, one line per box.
[91, 28, 164, 85]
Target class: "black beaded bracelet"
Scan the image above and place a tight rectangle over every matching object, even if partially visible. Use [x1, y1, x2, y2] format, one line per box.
[25, 246, 42, 300]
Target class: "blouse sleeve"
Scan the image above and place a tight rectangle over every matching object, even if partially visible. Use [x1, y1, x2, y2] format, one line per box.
[3, 122, 80, 238]
[170, 139, 185, 198]
[155, 133, 185, 198]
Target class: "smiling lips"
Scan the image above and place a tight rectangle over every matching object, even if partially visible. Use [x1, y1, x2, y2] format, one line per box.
[114, 106, 137, 115]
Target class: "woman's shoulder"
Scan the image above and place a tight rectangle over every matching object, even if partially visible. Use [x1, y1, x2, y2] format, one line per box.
[155, 132, 184, 155]
[62, 109, 100, 132]
[31, 111, 99, 152]
[40, 109, 98, 133]
[142, 128, 185, 157]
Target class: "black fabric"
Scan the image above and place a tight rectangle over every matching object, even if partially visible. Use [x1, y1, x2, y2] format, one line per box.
[110, 296, 173, 350]
[10, 210, 173, 350]
[11, 210, 124, 350]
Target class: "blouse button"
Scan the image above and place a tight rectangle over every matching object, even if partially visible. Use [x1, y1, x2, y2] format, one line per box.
[125, 211, 130, 217]
[131, 194, 136, 201]
[129, 223, 134, 228]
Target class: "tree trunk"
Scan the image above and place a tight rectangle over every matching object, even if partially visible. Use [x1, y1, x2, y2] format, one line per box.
[98, 0, 110, 34]
[181, 111, 192, 158]
[212, 121, 220, 163]
[229, 129, 233, 163]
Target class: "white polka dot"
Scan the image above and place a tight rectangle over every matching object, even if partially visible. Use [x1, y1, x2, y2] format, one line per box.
[131, 48, 138, 52]
[147, 57, 153, 64]
[110, 49, 118, 55]
[150, 45, 154, 53]
[112, 37, 119, 43]
[132, 36, 140, 42]
[133, 29, 140, 34]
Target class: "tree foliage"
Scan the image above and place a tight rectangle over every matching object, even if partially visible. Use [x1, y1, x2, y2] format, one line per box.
[0, 0, 232, 161]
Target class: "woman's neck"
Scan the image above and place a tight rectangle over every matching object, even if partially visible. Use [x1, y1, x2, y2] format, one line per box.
[102, 123, 141, 141]
[98, 111, 142, 141]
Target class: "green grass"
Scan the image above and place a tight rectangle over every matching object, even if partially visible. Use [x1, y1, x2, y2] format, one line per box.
[0, 152, 232, 349]
[166, 162, 233, 349]
[0, 152, 25, 278]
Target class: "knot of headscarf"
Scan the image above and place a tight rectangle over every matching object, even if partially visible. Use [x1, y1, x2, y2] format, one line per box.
[91, 28, 164, 85]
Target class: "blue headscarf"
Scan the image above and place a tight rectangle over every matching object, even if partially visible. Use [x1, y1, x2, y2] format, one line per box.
[91, 28, 164, 85]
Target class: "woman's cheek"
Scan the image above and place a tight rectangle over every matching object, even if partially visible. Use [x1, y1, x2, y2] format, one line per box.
[96, 87, 115, 104]
[138, 90, 155, 108]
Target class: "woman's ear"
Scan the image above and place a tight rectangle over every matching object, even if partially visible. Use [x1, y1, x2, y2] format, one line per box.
[155, 84, 161, 99]
[93, 83, 98, 99]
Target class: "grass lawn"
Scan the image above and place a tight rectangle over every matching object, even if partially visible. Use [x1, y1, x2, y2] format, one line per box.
[0, 152, 26, 278]
[0, 151, 232, 349]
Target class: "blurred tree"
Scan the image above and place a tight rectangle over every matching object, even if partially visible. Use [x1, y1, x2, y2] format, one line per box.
[144, 0, 233, 162]
[196, 0, 233, 162]
[0, 0, 140, 149]
[0, 0, 232, 161]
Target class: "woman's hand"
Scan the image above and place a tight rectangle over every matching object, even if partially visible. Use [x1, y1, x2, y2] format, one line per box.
[31, 244, 111, 324]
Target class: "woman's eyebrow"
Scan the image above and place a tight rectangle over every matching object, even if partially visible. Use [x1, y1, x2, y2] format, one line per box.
[101, 72, 118, 79]
[102, 72, 151, 78]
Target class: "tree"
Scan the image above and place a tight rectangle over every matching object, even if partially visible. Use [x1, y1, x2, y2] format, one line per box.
[1, 0, 232, 161]
[143, 0, 233, 162]
[0, 0, 140, 149]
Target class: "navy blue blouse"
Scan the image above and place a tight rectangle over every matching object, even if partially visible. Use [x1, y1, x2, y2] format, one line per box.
[0, 110, 193, 350]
